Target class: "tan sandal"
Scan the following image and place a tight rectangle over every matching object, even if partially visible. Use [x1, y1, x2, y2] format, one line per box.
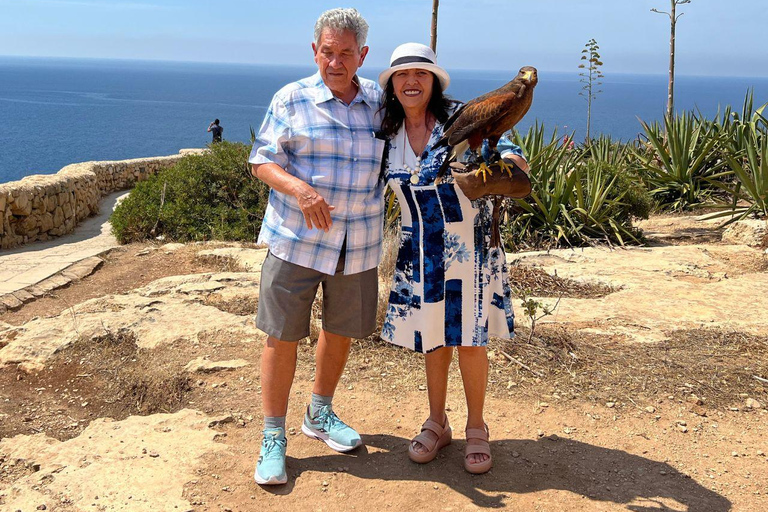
[464, 424, 492, 474]
[408, 416, 452, 464]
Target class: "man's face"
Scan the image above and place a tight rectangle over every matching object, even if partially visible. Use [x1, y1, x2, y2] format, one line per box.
[312, 28, 368, 96]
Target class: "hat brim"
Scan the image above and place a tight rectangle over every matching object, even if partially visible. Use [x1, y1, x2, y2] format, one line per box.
[378, 62, 450, 91]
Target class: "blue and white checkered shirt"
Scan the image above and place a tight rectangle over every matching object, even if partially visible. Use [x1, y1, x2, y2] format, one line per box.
[249, 72, 386, 276]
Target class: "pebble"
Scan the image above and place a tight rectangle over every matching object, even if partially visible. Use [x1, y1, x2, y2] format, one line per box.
[418, 385, 427, 391]
[645, 406, 656, 414]
[512, 452, 520, 458]
[606, 402, 615, 408]
[745, 398, 763, 410]
[322, 481, 329, 487]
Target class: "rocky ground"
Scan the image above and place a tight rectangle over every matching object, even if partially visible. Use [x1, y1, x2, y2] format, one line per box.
[0, 215, 767, 511]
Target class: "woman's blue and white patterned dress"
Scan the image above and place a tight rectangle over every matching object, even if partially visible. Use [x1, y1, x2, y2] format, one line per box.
[381, 112, 523, 353]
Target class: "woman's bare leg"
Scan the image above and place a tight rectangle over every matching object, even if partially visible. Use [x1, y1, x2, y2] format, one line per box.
[412, 346, 453, 454]
[457, 346, 489, 464]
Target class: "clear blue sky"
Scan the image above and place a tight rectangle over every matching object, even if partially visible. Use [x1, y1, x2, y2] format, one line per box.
[1, 0, 766, 77]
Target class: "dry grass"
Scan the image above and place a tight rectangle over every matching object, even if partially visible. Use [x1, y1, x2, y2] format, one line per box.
[487, 327, 768, 411]
[508, 260, 618, 299]
[203, 294, 258, 317]
[53, 329, 192, 416]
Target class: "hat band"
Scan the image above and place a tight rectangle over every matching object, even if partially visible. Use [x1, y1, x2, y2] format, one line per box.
[391, 55, 434, 67]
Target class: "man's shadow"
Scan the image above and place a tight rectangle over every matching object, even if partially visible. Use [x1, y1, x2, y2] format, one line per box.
[268, 434, 731, 511]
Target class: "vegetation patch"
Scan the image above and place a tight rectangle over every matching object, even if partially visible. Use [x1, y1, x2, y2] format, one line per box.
[203, 294, 258, 317]
[111, 142, 270, 244]
[489, 327, 768, 411]
[508, 261, 617, 299]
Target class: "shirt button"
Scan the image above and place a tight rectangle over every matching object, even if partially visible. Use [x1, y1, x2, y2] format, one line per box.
[353, 158, 358, 162]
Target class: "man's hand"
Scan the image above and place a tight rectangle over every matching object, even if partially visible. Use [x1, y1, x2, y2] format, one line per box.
[294, 182, 335, 231]
[252, 163, 336, 232]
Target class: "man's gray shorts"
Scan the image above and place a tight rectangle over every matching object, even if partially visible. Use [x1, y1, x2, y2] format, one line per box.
[256, 249, 378, 341]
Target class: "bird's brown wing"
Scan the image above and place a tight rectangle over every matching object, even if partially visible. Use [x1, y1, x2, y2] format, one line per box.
[446, 81, 527, 147]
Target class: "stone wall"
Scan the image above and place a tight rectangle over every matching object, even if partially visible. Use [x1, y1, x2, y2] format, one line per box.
[0, 150, 202, 250]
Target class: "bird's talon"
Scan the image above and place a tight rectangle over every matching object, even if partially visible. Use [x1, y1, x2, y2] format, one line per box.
[473, 163, 493, 183]
[498, 159, 515, 178]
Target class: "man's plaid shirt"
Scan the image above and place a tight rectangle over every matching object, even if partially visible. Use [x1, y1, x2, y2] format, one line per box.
[249, 72, 385, 276]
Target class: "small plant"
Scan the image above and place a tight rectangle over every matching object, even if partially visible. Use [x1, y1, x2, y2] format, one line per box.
[579, 38, 604, 141]
[519, 288, 561, 344]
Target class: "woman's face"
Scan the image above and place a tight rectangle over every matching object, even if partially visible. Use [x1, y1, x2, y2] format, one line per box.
[391, 68, 434, 112]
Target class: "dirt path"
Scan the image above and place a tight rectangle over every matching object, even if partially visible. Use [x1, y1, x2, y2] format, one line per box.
[1, 219, 767, 511]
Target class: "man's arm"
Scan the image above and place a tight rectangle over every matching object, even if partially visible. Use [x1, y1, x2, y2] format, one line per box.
[251, 163, 335, 231]
[498, 135, 530, 174]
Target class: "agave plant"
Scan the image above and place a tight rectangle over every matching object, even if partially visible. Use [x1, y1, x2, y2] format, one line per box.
[504, 124, 644, 248]
[706, 101, 768, 224]
[578, 134, 633, 168]
[634, 112, 727, 211]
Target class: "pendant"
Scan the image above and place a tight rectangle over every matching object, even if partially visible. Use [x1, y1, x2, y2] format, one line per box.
[410, 174, 420, 185]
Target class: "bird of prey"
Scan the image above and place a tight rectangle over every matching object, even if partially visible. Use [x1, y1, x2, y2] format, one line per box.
[436, 66, 538, 182]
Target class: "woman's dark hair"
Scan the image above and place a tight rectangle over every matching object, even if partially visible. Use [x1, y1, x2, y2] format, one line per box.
[379, 72, 455, 139]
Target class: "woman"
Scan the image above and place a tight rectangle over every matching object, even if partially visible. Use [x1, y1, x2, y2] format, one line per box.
[378, 43, 530, 474]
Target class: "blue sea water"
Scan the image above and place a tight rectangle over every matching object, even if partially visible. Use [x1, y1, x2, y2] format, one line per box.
[1, 56, 767, 184]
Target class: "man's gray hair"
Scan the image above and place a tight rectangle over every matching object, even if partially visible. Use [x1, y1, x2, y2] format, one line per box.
[314, 8, 369, 50]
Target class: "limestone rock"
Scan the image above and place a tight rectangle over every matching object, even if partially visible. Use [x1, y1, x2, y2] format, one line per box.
[508, 244, 768, 341]
[0, 273, 261, 371]
[0, 409, 228, 512]
[161, 242, 186, 253]
[722, 218, 768, 247]
[184, 357, 250, 373]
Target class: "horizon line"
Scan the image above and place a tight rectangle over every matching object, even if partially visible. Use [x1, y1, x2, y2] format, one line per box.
[2, 54, 768, 81]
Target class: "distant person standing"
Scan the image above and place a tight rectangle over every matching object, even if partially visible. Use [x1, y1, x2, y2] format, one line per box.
[208, 119, 223, 143]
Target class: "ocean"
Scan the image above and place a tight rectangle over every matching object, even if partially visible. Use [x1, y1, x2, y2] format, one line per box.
[1, 56, 767, 184]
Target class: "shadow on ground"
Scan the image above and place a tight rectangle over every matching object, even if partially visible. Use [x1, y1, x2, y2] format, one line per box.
[269, 434, 731, 511]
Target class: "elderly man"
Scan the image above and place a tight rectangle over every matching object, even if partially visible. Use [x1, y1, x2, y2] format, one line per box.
[249, 8, 384, 485]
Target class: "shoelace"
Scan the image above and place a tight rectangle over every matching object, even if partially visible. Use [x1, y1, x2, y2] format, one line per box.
[313, 405, 343, 431]
[262, 434, 287, 460]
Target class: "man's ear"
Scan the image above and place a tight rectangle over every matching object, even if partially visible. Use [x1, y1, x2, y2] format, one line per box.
[359, 46, 369, 66]
[311, 42, 318, 55]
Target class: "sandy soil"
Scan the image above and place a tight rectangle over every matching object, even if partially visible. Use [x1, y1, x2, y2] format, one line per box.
[1, 223, 767, 512]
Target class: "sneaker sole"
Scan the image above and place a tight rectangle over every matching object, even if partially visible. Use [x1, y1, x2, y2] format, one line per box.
[301, 423, 362, 453]
[254, 470, 287, 486]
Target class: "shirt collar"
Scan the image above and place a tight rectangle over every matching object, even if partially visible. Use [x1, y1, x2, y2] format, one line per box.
[313, 72, 373, 107]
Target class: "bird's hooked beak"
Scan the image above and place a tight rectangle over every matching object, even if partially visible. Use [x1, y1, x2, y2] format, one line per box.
[521, 70, 534, 81]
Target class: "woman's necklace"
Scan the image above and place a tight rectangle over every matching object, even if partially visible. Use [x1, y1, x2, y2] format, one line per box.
[403, 112, 433, 185]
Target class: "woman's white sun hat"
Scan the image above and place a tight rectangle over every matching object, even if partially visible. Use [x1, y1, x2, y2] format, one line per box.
[378, 42, 450, 91]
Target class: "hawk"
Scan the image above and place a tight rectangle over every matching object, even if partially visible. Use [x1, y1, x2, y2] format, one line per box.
[436, 66, 538, 181]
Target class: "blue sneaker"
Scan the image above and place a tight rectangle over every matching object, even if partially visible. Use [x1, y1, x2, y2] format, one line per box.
[302, 405, 362, 452]
[254, 428, 287, 485]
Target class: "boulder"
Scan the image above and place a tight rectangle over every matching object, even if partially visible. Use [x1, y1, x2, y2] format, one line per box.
[722, 218, 768, 247]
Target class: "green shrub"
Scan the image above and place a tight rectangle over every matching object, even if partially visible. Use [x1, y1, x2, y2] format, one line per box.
[503, 124, 646, 249]
[111, 142, 270, 243]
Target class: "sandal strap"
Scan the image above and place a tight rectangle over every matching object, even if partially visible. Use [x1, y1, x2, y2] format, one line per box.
[412, 418, 449, 451]
[465, 426, 489, 442]
[465, 442, 492, 457]
[420, 418, 448, 438]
